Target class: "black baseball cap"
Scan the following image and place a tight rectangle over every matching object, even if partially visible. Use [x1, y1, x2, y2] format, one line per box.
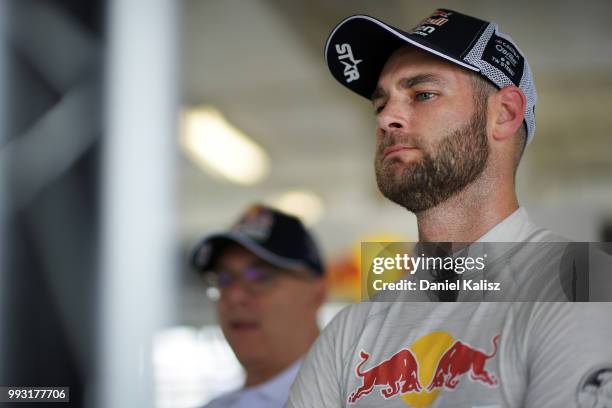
[325, 9, 537, 143]
[190, 204, 324, 276]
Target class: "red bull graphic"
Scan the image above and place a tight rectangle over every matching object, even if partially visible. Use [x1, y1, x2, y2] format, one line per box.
[231, 204, 274, 240]
[428, 334, 500, 390]
[348, 332, 500, 406]
[348, 349, 421, 403]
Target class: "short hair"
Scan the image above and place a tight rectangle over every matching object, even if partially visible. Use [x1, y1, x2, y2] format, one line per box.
[469, 73, 527, 172]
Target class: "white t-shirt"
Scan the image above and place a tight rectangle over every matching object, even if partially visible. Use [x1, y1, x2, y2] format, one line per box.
[286, 209, 612, 407]
[204, 360, 300, 408]
[286, 302, 612, 407]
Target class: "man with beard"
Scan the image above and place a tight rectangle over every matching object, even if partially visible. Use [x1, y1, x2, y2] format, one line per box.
[285, 9, 612, 408]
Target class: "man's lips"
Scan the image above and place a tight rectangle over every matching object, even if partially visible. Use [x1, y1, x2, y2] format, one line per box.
[228, 320, 260, 331]
[383, 145, 418, 160]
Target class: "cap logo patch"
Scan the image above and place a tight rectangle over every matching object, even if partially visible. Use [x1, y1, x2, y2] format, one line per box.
[335, 43, 362, 83]
[232, 205, 274, 241]
[411, 10, 452, 37]
[482, 33, 524, 86]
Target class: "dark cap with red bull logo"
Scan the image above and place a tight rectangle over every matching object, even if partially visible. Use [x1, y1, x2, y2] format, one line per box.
[324, 9, 537, 144]
[190, 204, 325, 276]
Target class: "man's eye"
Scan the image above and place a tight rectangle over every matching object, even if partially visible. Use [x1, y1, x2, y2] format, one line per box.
[374, 105, 385, 114]
[415, 92, 435, 101]
[246, 267, 276, 283]
[216, 272, 232, 288]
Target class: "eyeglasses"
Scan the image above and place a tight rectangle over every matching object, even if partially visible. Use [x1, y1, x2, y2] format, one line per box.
[203, 263, 313, 299]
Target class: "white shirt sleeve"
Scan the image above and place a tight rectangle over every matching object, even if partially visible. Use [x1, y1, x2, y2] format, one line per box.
[285, 304, 368, 408]
[516, 303, 612, 407]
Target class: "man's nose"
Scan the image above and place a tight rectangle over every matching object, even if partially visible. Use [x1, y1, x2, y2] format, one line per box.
[376, 99, 408, 137]
[221, 279, 252, 304]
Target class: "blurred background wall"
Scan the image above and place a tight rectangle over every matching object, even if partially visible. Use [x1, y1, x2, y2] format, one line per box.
[1, 0, 103, 406]
[1, 0, 178, 406]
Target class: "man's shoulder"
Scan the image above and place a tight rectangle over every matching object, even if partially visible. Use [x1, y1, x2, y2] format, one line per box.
[523, 225, 567, 243]
[480, 207, 568, 243]
[320, 301, 404, 341]
[326, 302, 386, 328]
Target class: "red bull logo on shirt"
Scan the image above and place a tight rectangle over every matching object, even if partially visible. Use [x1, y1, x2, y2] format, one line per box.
[348, 331, 500, 407]
[348, 349, 422, 403]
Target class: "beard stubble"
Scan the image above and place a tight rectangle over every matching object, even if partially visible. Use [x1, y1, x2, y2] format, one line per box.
[374, 104, 489, 213]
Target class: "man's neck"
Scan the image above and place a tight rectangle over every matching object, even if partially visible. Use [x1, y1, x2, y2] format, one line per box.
[244, 360, 294, 388]
[416, 176, 519, 243]
[243, 327, 319, 388]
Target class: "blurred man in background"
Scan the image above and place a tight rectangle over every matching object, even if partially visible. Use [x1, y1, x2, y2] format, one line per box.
[191, 204, 326, 408]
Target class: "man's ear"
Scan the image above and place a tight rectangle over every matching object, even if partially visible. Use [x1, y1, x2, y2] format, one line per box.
[491, 86, 526, 142]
